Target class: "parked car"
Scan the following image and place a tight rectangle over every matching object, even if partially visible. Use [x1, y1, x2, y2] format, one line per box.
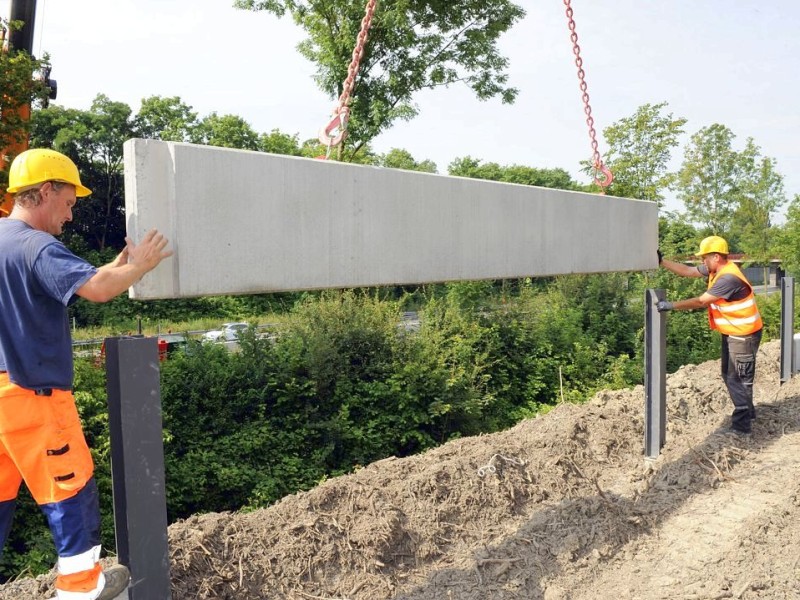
[201, 322, 249, 343]
[158, 333, 189, 357]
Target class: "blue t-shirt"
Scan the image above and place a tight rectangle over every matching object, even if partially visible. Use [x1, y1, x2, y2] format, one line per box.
[0, 219, 97, 389]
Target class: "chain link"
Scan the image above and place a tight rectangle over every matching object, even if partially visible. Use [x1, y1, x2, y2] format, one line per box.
[563, 0, 613, 190]
[318, 0, 377, 151]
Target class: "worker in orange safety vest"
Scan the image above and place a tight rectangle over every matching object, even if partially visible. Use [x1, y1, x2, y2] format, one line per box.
[0, 149, 173, 599]
[656, 235, 763, 435]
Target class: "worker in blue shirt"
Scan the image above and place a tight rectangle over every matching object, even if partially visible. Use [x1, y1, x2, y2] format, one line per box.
[0, 148, 172, 599]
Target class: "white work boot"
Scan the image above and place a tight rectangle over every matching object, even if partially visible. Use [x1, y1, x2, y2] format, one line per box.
[96, 565, 130, 600]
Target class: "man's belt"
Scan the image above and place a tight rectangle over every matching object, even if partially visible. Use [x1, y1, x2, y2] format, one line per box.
[0, 372, 62, 395]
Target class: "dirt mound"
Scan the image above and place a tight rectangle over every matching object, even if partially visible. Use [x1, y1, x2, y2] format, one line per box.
[4, 340, 800, 599]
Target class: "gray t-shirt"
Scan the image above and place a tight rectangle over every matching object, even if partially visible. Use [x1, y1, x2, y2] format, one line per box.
[697, 264, 750, 301]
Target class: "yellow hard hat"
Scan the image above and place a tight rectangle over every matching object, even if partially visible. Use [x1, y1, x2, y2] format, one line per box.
[696, 235, 729, 256]
[7, 148, 92, 197]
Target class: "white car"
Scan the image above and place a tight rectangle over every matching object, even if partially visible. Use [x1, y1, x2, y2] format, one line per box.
[202, 322, 249, 343]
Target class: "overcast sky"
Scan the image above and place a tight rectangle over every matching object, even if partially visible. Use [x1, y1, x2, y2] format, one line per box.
[3, 0, 798, 216]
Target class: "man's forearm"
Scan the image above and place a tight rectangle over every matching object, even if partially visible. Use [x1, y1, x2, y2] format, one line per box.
[661, 258, 700, 278]
[78, 264, 150, 303]
[671, 297, 708, 311]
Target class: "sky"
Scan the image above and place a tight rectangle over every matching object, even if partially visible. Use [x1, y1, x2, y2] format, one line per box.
[3, 0, 798, 217]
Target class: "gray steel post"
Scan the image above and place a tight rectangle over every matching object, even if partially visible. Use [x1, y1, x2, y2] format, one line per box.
[105, 336, 172, 600]
[8, 0, 37, 54]
[644, 289, 667, 459]
[780, 276, 795, 383]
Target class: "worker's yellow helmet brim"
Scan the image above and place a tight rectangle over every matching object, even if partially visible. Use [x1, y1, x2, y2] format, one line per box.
[696, 235, 729, 256]
[7, 149, 92, 197]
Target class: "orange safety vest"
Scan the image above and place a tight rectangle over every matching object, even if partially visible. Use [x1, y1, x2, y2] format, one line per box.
[706, 261, 762, 335]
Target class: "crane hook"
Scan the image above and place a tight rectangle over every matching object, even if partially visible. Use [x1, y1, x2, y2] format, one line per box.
[594, 162, 614, 191]
[318, 106, 350, 149]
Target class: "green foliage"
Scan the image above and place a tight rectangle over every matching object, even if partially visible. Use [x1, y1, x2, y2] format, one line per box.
[756, 292, 787, 342]
[448, 156, 578, 189]
[658, 213, 701, 259]
[30, 96, 135, 251]
[411, 294, 499, 437]
[234, 0, 525, 159]
[663, 309, 719, 371]
[732, 139, 786, 263]
[600, 102, 687, 204]
[260, 129, 304, 155]
[773, 195, 800, 276]
[0, 486, 54, 580]
[677, 124, 742, 237]
[377, 148, 437, 173]
[156, 280, 670, 522]
[160, 337, 318, 516]
[553, 273, 638, 357]
[190, 113, 261, 150]
[444, 281, 494, 310]
[484, 285, 581, 418]
[134, 96, 199, 142]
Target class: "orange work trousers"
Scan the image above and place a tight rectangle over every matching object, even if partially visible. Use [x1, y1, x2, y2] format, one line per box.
[0, 374, 94, 504]
[0, 373, 102, 598]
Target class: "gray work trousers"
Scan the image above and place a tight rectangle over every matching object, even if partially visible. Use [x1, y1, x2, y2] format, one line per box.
[720, 329, 762, 432]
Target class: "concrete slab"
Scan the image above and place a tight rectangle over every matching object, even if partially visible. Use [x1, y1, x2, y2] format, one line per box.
[123, 139, 658, 299]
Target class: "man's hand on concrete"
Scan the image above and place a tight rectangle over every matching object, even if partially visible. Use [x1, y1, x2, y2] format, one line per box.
[657, 249, 663, 264]
[126, 229, 173, 273]
[656, 300, 674, 312]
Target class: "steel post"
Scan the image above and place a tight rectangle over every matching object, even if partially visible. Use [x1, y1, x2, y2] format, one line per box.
[105, 336, 172, 600]
[8, 0, 37, 54]
[780, 276, 795, 383]
[644, 289, 667, 459]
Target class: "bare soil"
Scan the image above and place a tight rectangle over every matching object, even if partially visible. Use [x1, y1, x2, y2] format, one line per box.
[3, 339, 800, 599]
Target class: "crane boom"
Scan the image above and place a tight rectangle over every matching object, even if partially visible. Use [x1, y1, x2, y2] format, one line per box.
[1, 0, 42, 215]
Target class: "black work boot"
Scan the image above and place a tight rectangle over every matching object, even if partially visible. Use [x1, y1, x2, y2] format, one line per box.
[97, 564, 131, 600]
[714, 426, 752, 437]
[730, 408, 753, 435]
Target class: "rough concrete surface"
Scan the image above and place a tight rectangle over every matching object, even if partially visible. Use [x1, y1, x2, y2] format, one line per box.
[123, 139, 658, 299]
[3, 339, 799, 599]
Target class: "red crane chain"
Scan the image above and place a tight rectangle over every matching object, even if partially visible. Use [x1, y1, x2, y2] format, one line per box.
[563, 0, 613, 191]
[318, 0, 378, 154]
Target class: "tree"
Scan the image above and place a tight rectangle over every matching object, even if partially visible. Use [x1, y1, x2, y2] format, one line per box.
[234, 0, 525, 159]
[30, 95, 135, 251]
[134, 95, 199, 142]
[658, 212, 700, 259]
[773, 194, 800, 276]
[377, 148, 437, 173]
[677, 124, 740, 236]
[190, 113, 261, 150]
[600, 102, 687, 204]
[259, 129, 304, 155]
[732, 139, 785, 277]
[448, 156, 577, 190]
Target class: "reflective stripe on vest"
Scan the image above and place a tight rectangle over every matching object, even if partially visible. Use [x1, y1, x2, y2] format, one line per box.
[706, 262, 762, 335]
